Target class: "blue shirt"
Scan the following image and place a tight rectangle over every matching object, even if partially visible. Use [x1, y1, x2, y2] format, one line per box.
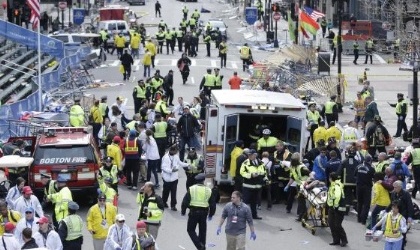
[390, 159, 411, 189]
[313, 155, 328, 181]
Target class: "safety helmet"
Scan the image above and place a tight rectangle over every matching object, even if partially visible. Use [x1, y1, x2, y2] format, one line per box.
[262, 129, 271, 135]
[328, 137, 337, 144]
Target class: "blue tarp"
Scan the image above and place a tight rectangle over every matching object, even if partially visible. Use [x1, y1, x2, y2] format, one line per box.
[0, 20, 65, 59]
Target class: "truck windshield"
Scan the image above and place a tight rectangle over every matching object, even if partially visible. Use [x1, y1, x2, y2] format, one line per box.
[33, 145, 96, 165]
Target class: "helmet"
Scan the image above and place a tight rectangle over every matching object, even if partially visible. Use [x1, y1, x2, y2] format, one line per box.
[328, 137, 337, 144]
[262, 129, 271, 135]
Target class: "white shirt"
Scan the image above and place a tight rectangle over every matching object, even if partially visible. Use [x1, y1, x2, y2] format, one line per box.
[14, 195, 44, 218]
[105, 223, 132, 250]
[146, 110, 156, 129]
[109, 101, 127, 116]
[5, 186, 21, 209]
[138, 130, 147, 143]
[14, 217, 39, 245]
[261, 157, 273, 173]
[172, 101, 190, 116]
[33, 230, 63, 250]
[142, 137, 160, 160]
[161, 153, 189, 182]
[110, 114, 123, 131]
[0, 233, 21, 250]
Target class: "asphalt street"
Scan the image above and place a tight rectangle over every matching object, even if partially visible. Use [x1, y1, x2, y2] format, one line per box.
[73, 0, 420, 249]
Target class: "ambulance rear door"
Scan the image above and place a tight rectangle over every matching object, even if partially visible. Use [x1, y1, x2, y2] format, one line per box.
[286, 116, 304, 154]
[221, 113, 239, 182]
[205, 106, 219, 178]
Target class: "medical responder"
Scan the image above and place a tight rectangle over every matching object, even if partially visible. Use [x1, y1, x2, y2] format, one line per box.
[337, 145, 360, 207]
[58, 201, 83, 250]
[214, 68, 223, 90]
[98, 156, 118, 193]
[181, 173, 216, 250]
[322, 95, 338, 125]
[229, 140, 244, 189]
[204, 31, 211, 57]
[107, 136, 123, 173]
[133, 80, 146, 114]
[46, 177, 73, 228]
[151, 113, 169, 168]
[239, 43, 252, 72]
[124, 130, 142, 190]
[340, 121, 361, 149]
[365, 115, 390, 158]
[364, 37, 374, 64]
[306, 102, 321, 150]
[183, 147, 204, 189]
[313, 121, 327, 147]
[156, 28, 165, 54]
[219, 38, 228, 68]
[257, 129, 278, 155]
[137, 182, 165, 239]
[69, 97, 84, 127]
[0, 200, 21, 235]
[327, 172, 348, 247]
[273, 141, 292, 203]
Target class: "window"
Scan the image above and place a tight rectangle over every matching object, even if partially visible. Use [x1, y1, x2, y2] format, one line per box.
[108, 23, 117, 30]
[33, 145, 96, 165]
[53, 36, 69, 43]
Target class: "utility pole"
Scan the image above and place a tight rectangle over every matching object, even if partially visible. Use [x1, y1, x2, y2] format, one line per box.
[337, 0, 343, 112]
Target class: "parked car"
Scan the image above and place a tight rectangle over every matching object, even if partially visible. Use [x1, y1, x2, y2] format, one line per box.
[98, 20, 131, 48]
[127, 0, 145, 5]
[204, 19, 228, 39]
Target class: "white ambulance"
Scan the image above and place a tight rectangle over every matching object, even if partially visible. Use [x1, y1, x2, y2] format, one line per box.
[204, 90, 307, 186]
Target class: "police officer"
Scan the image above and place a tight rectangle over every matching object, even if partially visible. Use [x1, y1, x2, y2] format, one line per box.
[405, 142, 420, 198]
[219, 38, 227, 68]
[99, 96, 109, 122]
[181, 173, 216, 250]
[199, 68, 215, 98]
[124, 130, 142, 190]
[240, 150, 266, 219]
[322, 95, 338, 125]
[176, 27, 184, 52]
[183, 147, 204, 189]
[151, 113, 169, 170]
[182, 5, 189, 19]
[204, 31, 211, 57]
[306, 102, 321, 150]
[133, 80, 146, 114]
[98, 156, 118, 193]
[390, 93, 408, 137]
[165, 27, 173, 54]
[239, 43, 252, 72]
[47, 177, 73, 228]
[156, 28, 165, 54]
[191, 9, 200, 22]
[180, 17, 188, 33]
[364, 37, 374, 64]
[58, 201, 83, 250]
[337, 146, 360, 207]
[137, 182, 165, 239]
[355, 154, 375, 224]
[353, 39, 359, 65]
[150, 73, 164, 99]
[213, 68, 223, 90]
[40, 173, 57, 209]
[327, 172, 348, 247]
[69, 97, 84, 127]
[257, 129, 278, 155]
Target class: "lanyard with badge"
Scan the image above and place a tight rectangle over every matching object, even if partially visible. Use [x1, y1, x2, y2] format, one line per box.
[100, 206, 108, 229]
[231, 205, 239, 223]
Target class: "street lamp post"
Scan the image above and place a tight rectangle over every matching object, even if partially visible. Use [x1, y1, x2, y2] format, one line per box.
[273, 11, 281, 48]
[413, 61, 419, 140]
[337, 0, 343, 112]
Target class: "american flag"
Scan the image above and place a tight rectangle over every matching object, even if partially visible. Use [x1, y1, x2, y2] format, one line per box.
[303, 6, 325, 21]
[27, 0, 40, 30]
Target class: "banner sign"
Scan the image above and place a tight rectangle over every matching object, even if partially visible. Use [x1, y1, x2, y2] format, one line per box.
[0, 20, 64, 59]
[73, 8, 85, 25]
[245, 7, 258, 25]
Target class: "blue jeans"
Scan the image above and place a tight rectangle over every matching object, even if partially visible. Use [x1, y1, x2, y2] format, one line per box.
[179, 136, 195, 161]
[370, 205, 386, 229]
[144, 65, 151, 77]
[147, 159, 159, 185]
[384, 239, 403, 250]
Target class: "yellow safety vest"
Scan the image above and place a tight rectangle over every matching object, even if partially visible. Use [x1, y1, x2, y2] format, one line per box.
[136, 194, 163, 223]
[204, 74, 215, 87]
[324, 101, 336, 114]
[99, 30, 107, 41]
[48, 187, 73, 222]
[327, 180, 344, 207]
[44, 180, 57, 198]
[384, 213, 403, 238]
[189, 184, 212, 208]
[343, 128, 357, 142]
[411, 148, 420, 166]
[69, 105, 84, 127]
[214, 75, 222, 87]
[240, 159, 266, 188]
[375, 160, 389, 173]
[63, 214, 83, 241]
[155, 100, 168, 114]
[290, 165, 306, 186]
[125, 138, 139, 155]
[257, 136, 278, 151]
[219, 42, 227, 53]
[98, 165, 118, 185]
[134, 86, 146, 99]
[240, 46, 250, 59]
[395, 100, 408, 115]
[153, 121, 167, 138]
[151, 78, 163, 90]
[185, 157, 202, 174]
[0, 210, 21, 235]
[99, 103, 107, 117]
[307, 110, 320, 124]
[366, 40, 373, 49]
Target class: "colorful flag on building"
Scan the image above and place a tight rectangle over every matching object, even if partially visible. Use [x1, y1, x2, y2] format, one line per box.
[287, 11, 296, 43]
[303, 6, 325, 21]
[299, 10, 320, 35]
[27, 0, 40, 30]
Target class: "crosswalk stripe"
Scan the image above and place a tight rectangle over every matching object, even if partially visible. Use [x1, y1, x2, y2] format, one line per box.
[231, 62, 238, 69]
[191, 60, 197, 66]
[155, 59, 159, 65]
[171, 59, 177, 66]
[133, 59, 141, 66]
[211, 60, 217, 67]
[110, 60, 120, 67]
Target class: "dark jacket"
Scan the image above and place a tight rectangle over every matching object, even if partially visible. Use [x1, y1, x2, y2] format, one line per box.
[354, 162, 375, 187]
[120, 53, 134, 66]
[177, 113, 199, 138]
[365, 123, 390, 147]
[163, 73, 173, 92]
[181, 184, 217, 216]
[388, 189, 414, 219]
[337, 156, 360, 185]
[236, 153, 249, 178]
[364, 101, 379, 122]
[21, 238, 39, 249]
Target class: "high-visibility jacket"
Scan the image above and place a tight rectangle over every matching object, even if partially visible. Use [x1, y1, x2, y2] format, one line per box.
[158, 22, 167, 31]
[257, 136, 278, 152]
[131, 35, 140, 49]
[136, 194, 163, 224]
[87, 203, 117, 240]
[44, 180, 57, 198]
[326, 126, 341, 142]
[366, 40, 373, 49]
[63, 214, 83, 241]
[0, 210, 21, 235]
[384, 213, 403, 238]
[204, 34, 211, 44]
[395, 99, 408, 115]
[289, 164, 307, 186]
[99, 103, 107, 117]
[134, 85, 146, 99]
[327, 180, 343, 207]
[184, 156, 203, 174]
[203, 74, 215, 87]
[98, 165, 118, 185]
[125, 138, 139, 156]
[155, 100, 168, 115]
[180, 20, 188, 28]
[375, 160, 389, 173]
[151, 78, 163, 90]
[90, 106, 103, 124]
[240, 46, 250, 59]
[274, 150, 291, 181]
[99, 182, 117, 206]
[107, 143, 122, 170]
[240, 159, 266, 188]
[342, 127, 358, 142]
[361, 90, 371, 99]
[182, 7, 188, 14]
[189, 18, 196, 26]
[115, 36, 126, 48]
[214, 75, 222, 87]
[48, 187, 73, 222]
[99, 30, 108, 41]
[145, 42, 156, 56]
[411, 148, 420, 166]
[189, 184, 212, 208]
[176, 30, 184, 38]
[156, 32, 165, 42]
[153, 121, 167, 138]
[191, 11, 200, 19]
[165, 31, 172, 40]
[353, 42, 359, 50]
[219, 42, 228, 54]
[307, 110, 320, 124]
[69, 104, 84, 127]
[230, 146, 243, 177]
[324, 101, 336, 114]
[313, 127, 327, 145]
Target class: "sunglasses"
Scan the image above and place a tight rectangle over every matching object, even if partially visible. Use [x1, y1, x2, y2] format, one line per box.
[25, 211, 33, 214]
[118, 220, 125, 223]
[98, 199, 106, 202]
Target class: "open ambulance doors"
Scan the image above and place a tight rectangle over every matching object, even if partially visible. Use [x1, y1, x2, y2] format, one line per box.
[286, 116, 303, 154]
[222, 114, 239, 173]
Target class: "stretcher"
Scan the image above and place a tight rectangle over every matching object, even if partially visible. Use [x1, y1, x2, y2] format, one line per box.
[300, 182, 329, 235]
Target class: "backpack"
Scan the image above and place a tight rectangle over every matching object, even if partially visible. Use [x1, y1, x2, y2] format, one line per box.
[374, 126, 386, 146]
[393, 162, 405, 181]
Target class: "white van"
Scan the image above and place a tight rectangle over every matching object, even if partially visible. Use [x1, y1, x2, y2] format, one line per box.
[98, 20, 130, 47]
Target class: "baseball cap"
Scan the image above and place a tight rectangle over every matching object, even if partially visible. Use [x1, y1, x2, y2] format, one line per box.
[4, 222, 15, 232]
[113, 136, 121, 143]
[136, 220, 147, 229]
[22, 186, 33, 195]
[40, 173, 51, 179]
[25, 207, 34, 213]
[98, 193, 106, 200]
[116, 214, 125, 222]
[37, 217, 49, 224]
[68, 201, 80, 210]
[248, 149, 257, 155]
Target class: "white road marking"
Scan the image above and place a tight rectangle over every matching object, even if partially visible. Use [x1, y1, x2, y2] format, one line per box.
[374, 54, 387, 64]
[110, 60, 120, 67]
[191, 59, 197, 66]
[133, 59, 141, 66]
[155, 59, 159, 65]
[231, 62, 238, 69]
[171, 59, 177, 66]
[191, 77, 195, 84]
[211, 60, 217, 67]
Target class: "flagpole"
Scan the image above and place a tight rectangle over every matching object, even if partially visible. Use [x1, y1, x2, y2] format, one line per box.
[37, 6, 42, 111]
